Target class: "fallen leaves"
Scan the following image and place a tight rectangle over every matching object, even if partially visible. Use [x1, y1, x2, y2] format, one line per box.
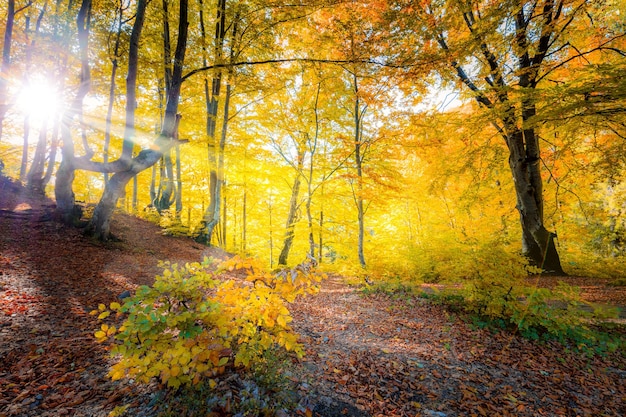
[0, 199, 210, 416]
[291, 277, 626, 417]
[1, 186, 625, 416]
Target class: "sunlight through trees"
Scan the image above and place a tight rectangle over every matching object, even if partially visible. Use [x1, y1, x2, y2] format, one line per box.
[0, 0, 624, 276]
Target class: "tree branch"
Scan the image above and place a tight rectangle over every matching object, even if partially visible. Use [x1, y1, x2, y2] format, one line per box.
[536, 33, 626, 84]
[182, 58, 422, 81]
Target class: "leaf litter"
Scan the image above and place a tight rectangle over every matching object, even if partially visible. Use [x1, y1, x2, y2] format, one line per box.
[1, 180, 625, 416]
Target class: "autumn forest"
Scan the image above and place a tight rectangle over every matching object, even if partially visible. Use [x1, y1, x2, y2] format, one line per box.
[1, 0, 626, 415]
[0, 0, 624, 274]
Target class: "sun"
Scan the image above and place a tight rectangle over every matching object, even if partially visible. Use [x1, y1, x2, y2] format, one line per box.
[16, 79, 62, 124]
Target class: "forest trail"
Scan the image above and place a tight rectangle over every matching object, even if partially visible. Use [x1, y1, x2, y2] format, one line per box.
[1, 177, 625, 416]
[290, 276, 626, 416]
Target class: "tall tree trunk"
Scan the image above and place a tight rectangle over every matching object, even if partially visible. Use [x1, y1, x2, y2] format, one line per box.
[103, 1, 124, 185]
[306, 82, 321, 260]
[88, 0, 188, 240]
[353, 74, 366, 268]
[55, 0, 92, 224]
[153, 0, 175, 214]
[215, 80, 231, 245]
[278, 157, 303, 266]
[196, 0, 227, 245]
[20, 6, 46, 184]
[506, 105, 564, 274]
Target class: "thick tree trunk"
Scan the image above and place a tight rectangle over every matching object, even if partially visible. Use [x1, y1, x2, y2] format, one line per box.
[90, 149, 167, 239]
[507, 127, 564, 274]
[55, 0, 92, 224]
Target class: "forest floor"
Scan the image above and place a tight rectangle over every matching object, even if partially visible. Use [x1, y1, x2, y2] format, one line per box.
[0, 175, 625, 417]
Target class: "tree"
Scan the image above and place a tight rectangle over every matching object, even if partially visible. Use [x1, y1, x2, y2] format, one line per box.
[0, 0, 16, 144]
[387, 0, 625, 273]
[102, 0, 130, 186]
[54, 0, 93, 223]
[195, 0, 229, 245]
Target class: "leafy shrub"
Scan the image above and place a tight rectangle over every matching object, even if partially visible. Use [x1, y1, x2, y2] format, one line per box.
[458, 264, 621, 353]
[401, 235, 532, 284]
[93, 256, 324, 389]
[396, 239, 622, 353]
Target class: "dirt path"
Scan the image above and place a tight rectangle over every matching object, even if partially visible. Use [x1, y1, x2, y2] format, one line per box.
[291, 276, 626, 417]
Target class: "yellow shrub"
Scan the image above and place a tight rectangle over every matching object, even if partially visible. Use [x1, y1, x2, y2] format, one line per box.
[93, 256, 324, 388]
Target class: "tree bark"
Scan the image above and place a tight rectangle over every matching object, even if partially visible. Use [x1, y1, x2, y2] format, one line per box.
[353, 74, 366, 268]
[103, 1, 125, 185]
[154, 153, 176, 212]
[196, 0, 227, 245]
[506, 121, 564, 274]
[55, 0, 92, 224]
[278, 169, 302, 266]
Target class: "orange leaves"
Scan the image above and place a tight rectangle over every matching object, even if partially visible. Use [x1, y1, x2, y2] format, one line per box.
[0, 289, 43, 315]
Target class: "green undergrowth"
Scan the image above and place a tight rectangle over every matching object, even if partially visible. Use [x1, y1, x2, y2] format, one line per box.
[95, 255, 324, 416]
[367, 281, 624, 356]
[359, 242, 624, 356]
